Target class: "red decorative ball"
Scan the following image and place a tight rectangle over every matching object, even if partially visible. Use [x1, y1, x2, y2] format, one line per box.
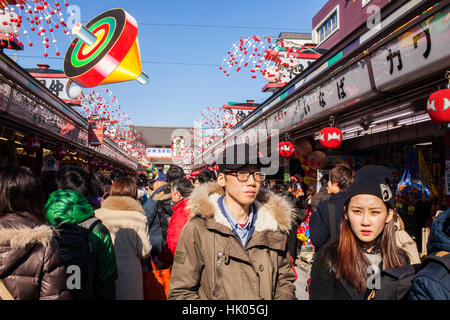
[319, 127, 343, 149]
[427, 89, 450, 124]
[23, 136, 41, 153]
[53, 146, 67, 160]
[279, 141, 295, 158]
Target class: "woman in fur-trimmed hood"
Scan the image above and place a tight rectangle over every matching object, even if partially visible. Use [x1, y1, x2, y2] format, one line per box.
[168, 181, 297, 300]
[95, 177, 151, 300]
[0, 165, 70, 300]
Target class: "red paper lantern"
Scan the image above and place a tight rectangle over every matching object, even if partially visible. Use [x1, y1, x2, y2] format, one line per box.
[102, 161, 109, 170]
[319, 127, 343, 149]
[53, 146, 67, 160]
[88, 157, 98, 169]
[279, 141, 295, 158]
[23, 136, 41, 153]
[427, 89, 450, 124]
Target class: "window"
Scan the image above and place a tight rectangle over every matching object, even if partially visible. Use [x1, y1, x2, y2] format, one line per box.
[315, 7, 339, 44]
[362, 0, 372, 7]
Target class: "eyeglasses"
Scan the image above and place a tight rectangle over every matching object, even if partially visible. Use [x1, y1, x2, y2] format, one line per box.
[225, 170, 266, 182]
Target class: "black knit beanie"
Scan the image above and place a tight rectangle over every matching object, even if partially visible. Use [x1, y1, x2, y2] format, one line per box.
[344, 165, 395, 209]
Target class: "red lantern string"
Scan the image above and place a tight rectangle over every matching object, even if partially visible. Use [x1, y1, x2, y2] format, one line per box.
[220, 35, 321, 82]
[0, 0, 74, 56]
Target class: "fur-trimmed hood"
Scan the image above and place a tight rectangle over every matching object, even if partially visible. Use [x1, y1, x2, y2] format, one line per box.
[0, 214, 55, 277]
[100, 196, 145, 214]
[188, 182, 296, 233]
[0, 224, 53, 249]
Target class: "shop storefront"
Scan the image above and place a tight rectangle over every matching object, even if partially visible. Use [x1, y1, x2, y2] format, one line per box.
[195, 0, 450, 246]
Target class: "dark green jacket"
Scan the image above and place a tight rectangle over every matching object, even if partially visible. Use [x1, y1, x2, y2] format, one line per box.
[45, 189, 118, 300]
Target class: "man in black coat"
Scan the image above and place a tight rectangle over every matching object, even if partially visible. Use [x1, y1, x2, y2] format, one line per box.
[143, 165, 185, 268]
[309, 163, 354, 251]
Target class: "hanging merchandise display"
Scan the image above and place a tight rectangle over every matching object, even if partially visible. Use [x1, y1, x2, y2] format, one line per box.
[396, 147, 431, 206]
[294, 138, 313, 158]
[64, 8, 149, 88]
[306, 150, 329, 171]
[43, 154, 58, 172]
[417, 149, 439, 200]
[297, 208, 313, 246]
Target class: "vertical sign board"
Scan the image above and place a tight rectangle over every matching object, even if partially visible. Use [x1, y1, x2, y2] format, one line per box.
[0, 78, 11, 111]
[370, 6, 450, 92]
[88, 122, 104, 146]
[172, 136, 185, 157]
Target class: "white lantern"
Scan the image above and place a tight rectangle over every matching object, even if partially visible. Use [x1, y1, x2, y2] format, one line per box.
[68, 84, 83, 99]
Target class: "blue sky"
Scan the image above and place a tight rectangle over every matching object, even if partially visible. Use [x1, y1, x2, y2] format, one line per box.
[7, 0, 328, 127]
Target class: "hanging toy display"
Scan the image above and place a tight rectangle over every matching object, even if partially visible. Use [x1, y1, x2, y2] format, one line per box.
[0, 0, 74, 56]
[396, 146, 431, 205]
[63, 8, 149, 88]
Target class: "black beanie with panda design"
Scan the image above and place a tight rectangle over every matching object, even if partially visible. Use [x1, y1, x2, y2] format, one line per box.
[344, 165, 395, 209]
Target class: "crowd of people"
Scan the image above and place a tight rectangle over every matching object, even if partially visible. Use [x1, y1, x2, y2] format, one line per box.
[0, 143, 448, 300]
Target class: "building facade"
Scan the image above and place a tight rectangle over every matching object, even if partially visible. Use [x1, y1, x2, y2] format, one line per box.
[312, 0, 390, 50]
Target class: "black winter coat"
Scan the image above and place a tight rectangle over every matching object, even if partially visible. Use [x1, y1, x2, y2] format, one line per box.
[309, 243, 372, 300]
[309, 191, 347, 251]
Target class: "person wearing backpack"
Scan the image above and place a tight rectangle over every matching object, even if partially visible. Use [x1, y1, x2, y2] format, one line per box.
[409, 208, 450, 300]
[0, 165, 70, 300]
[45, 166, 118, 300]
[309, 165, 411, 300]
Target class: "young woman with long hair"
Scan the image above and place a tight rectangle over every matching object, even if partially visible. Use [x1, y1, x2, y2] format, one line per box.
[0, 165, 70, 300]
[309, 165, 410, 300]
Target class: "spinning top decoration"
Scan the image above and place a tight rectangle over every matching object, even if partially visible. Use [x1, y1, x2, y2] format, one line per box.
[63, 8, 149, 88]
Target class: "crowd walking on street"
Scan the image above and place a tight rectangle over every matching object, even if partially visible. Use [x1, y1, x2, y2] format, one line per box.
[0, 144, 449, 301]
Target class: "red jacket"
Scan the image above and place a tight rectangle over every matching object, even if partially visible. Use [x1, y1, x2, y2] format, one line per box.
[167, 198, 191, 256]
